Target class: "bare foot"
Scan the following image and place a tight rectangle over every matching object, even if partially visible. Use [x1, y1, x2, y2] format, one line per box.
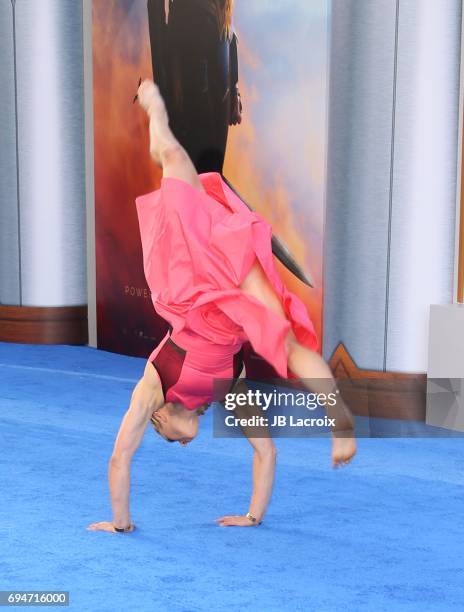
[332, 434, 357, 468]
[137, 79, 170, 165]
[137, 79, 165, 117]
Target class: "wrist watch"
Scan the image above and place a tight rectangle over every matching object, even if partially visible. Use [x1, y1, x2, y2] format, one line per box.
[245, 512, 260, 525]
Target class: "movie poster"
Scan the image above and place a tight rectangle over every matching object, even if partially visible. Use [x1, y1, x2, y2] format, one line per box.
[92, 0, 328, 358]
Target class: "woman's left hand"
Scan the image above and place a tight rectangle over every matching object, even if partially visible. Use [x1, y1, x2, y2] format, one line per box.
[86, 521, 135, 533]
[215, 515, 259, 527]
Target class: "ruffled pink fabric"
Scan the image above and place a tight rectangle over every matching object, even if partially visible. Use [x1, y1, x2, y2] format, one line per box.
[135, 172, 319, 378]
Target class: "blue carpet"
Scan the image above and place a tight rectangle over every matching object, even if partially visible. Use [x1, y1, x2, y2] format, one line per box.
[1, 342, 464, 612]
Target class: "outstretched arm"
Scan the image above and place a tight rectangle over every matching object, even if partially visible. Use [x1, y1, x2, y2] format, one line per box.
[216, 380, 276, 527]
[87, 362, 164, 533]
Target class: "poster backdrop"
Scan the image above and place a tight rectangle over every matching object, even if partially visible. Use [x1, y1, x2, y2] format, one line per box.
[93, 0, 328, 358]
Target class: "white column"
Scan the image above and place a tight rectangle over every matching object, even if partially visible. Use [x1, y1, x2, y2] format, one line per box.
[324, 0, 461, 373]
[3, 0, 87, 307]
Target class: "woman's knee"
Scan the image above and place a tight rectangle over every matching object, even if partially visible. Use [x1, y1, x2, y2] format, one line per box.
[160, 142, 204, 191]
[240, 259, 287, 319]
[285, 329, 299, 360]
[159, 142, 186, 167]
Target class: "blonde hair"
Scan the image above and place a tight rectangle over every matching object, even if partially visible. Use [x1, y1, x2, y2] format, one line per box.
[221, 0, 234, 40]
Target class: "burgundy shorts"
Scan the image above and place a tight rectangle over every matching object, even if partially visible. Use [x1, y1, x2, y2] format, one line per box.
[149, 332, 243, 410]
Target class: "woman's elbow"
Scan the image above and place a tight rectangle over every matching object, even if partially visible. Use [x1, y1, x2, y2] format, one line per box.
[257, 441, 277, 461]
[109, 451, 131, 467]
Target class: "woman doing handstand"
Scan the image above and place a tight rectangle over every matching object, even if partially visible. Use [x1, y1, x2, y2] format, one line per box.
[87, 80, 356, 533]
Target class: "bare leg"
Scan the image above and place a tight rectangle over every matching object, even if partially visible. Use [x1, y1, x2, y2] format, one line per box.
[240, 259, 357, 466]
[138, 79, 205, 192]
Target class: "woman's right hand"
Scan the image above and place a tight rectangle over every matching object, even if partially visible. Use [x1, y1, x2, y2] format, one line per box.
[215, 515, 260, 527]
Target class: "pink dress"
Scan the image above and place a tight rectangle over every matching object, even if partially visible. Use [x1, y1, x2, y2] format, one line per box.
[135, 172, 319, 409]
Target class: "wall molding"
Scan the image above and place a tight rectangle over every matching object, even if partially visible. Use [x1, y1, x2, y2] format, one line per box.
[0, 305, 88, 345]
[329, 343, 426, 421]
